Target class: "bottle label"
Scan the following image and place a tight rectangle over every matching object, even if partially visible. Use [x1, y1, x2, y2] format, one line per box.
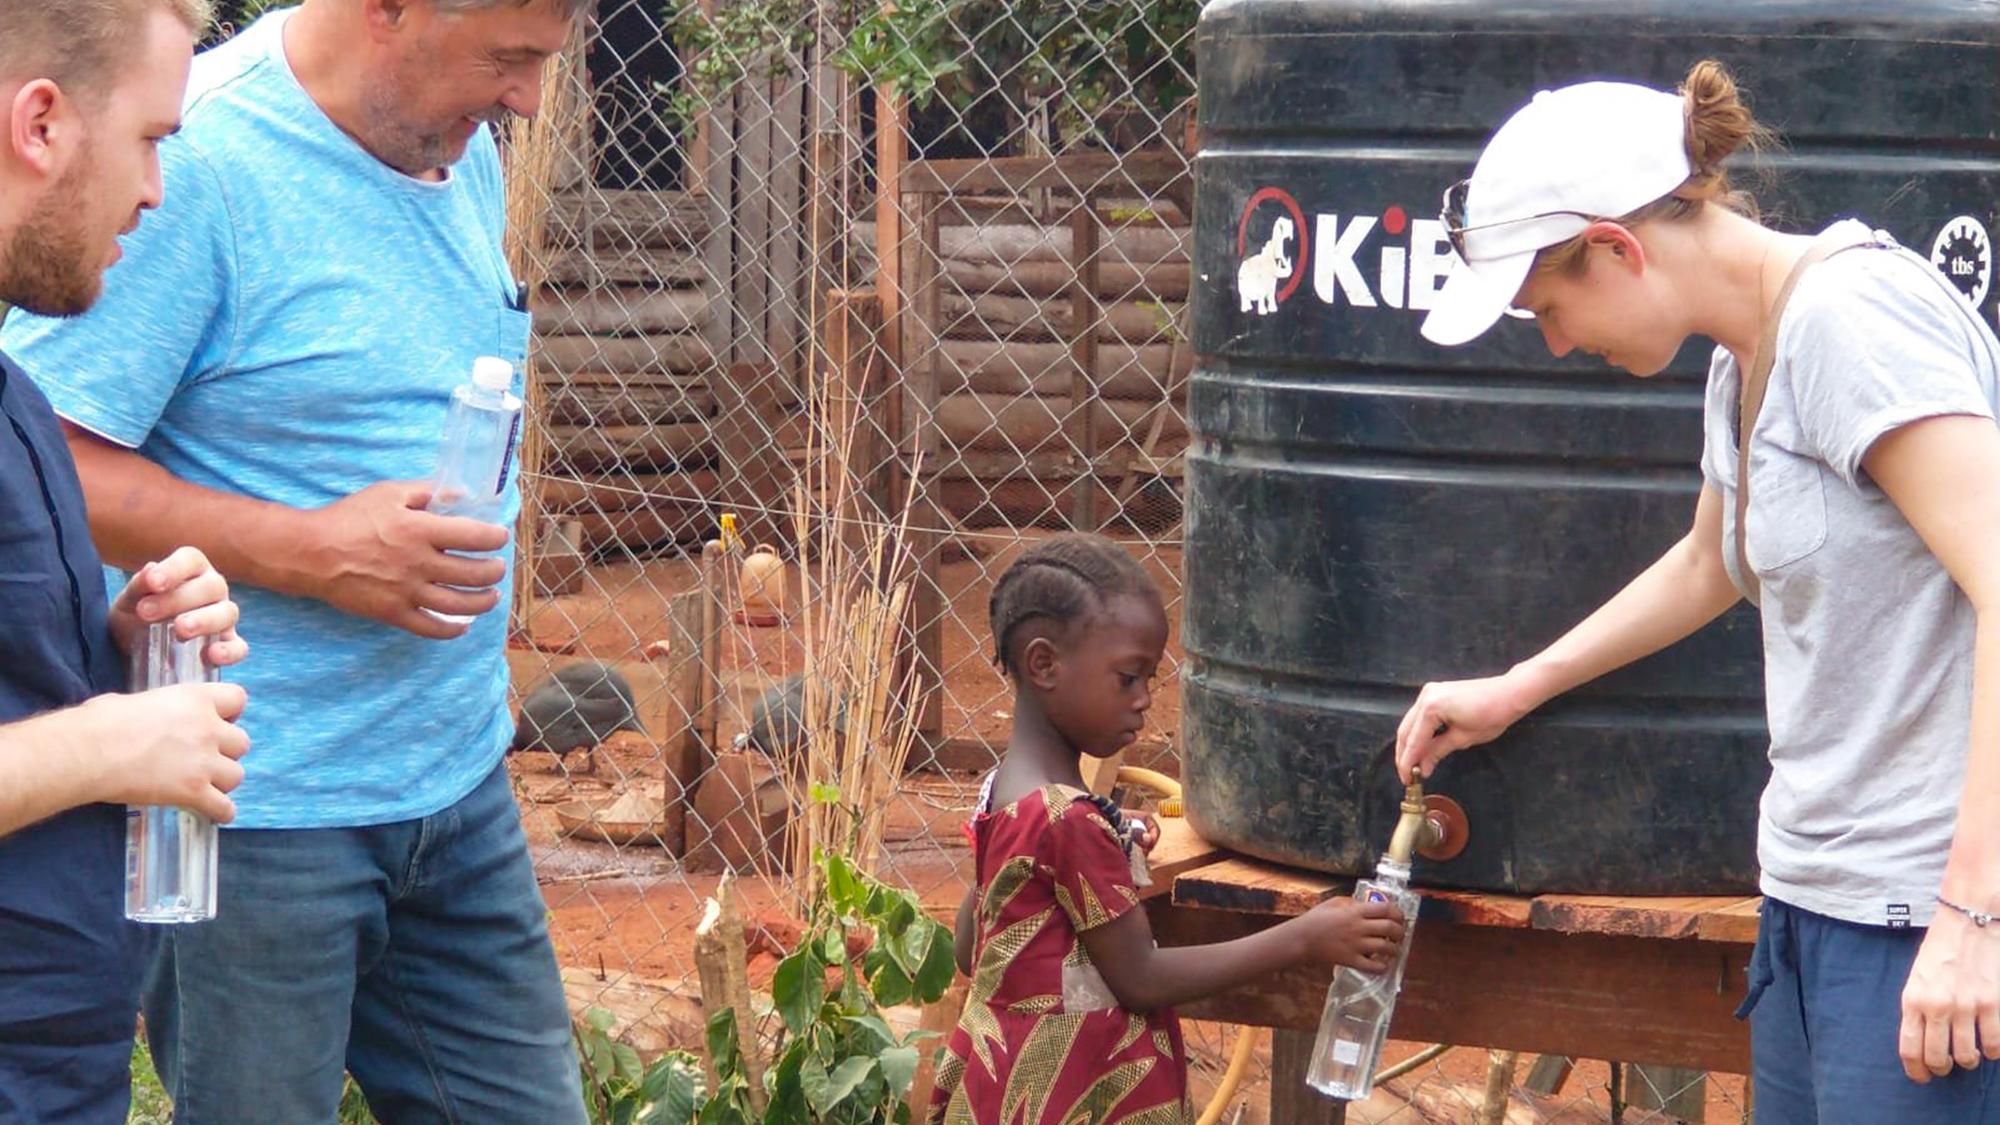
[1061, 963, 1120, 1013]
[1332, 1040, 1362, 1065]
[494, 411, 522, 495]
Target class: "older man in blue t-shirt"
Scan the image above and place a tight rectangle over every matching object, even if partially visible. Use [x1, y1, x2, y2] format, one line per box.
[1, 1, 591, 1121]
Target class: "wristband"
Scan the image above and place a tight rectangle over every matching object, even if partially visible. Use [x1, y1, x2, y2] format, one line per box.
[1937, 895, 1995, 928]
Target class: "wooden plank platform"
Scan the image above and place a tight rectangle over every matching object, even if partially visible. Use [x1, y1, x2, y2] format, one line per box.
[1529, 894, 1760, 940]
[1155, 904, 1756, 1074]
[1168, 848, 1759, 942]
[1136, 818, 1226, 901]
[1150, 826, 1763, 1075]
[1171, 857, 1341, 916]
[1698, 896, 1766, 945]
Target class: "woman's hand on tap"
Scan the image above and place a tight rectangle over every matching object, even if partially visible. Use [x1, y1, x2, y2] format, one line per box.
[1395, 671, 1542, 783]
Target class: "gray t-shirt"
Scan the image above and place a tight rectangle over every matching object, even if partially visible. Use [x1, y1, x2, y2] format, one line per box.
[1700, 219, 2000, 928]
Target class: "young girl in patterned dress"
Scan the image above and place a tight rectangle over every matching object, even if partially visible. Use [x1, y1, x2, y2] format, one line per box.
[928, 533, 1407, 1125]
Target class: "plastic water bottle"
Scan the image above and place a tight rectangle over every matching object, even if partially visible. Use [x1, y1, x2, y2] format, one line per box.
[1306, 856, 1420, 1099]
[425, 356, 522, 625]
[124, 625, 220, 923]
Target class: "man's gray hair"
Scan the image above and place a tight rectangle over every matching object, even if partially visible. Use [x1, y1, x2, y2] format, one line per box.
[432, 0, 595, 21]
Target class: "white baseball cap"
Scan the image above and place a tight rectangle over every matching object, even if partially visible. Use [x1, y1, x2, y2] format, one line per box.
[1421, 81, 1694, 347]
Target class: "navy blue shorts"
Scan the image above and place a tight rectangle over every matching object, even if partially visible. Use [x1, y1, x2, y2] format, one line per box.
[1738, 898, 1999, 1124]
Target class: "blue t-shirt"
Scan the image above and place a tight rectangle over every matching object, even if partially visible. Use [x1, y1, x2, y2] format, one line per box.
[0, 351, 141, 1122]
[0, 10, 530, 828]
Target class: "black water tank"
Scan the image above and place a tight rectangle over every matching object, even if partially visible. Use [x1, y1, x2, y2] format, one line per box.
[1183, 1, 2000, 894]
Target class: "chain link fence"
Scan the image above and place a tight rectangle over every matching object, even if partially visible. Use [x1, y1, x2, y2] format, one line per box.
[493, 1, 1203, 1102]
[505, 0, 1758, 1119]
[180, 2, 1754, 1121]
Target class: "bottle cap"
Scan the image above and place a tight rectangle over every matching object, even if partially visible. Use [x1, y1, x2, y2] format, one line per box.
[472, 356, 514, 392]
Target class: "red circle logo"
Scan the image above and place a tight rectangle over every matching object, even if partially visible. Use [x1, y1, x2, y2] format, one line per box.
[1237, 187, 1309, 308]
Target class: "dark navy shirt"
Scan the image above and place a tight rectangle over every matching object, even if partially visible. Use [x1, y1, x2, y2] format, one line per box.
[0, 349, 142, 1123]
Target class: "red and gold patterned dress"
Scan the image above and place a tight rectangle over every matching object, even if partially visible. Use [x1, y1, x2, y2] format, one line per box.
[928, 784, 1191, 1125]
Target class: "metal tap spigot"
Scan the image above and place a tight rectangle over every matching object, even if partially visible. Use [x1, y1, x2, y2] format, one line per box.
[1385, 781, 1469, 865]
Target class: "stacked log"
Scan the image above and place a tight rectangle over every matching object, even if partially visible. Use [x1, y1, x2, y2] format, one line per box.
[534, 189, 725, 554]
[859, 204, 1192, 529]
[529, 186, 1193, 550]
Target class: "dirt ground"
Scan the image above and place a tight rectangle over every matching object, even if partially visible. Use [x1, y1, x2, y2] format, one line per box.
[516, 750, 976, 981]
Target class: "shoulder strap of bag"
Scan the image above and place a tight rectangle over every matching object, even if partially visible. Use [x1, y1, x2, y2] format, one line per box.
[1733, 233, 1891, 603]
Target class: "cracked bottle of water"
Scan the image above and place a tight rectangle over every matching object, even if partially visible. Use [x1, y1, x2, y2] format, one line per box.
[124, 625, 220, 923]
[424, 356, 521, 625]
[1306, 856, 1420, 1099]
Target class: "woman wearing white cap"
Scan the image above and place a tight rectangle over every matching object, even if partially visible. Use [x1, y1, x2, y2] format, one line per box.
[1395, 61, 2000, 1120]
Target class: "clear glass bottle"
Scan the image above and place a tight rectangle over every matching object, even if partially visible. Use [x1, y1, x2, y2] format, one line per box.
[124, 624, 220, 923]
[424, 356, 522, 625]
[1305, 856, 1420, 1099]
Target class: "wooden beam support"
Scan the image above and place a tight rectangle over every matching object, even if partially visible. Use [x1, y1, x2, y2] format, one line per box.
[1152, 904, 1754, 1075]
[900, 153, 1191, 198]
[693, 876, 768, 1115]
[1269, 1028, 1346, 1125]
[1068, 201, 1102, 530]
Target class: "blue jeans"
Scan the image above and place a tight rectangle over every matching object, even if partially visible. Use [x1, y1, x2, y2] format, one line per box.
[1738, 898, 1999, 1124]
[143, 763, 585, 1124]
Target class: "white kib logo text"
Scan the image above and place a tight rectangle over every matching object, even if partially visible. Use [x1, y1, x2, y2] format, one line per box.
[1234, 190, 1460, 319]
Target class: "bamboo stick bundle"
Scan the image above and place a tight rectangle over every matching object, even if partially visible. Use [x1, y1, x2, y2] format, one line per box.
[502, 40, 587, 631]
[778, 322, 925, 904]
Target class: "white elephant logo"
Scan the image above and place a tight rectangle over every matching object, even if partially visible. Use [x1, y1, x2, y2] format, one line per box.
[1238, 215, 1296, 316]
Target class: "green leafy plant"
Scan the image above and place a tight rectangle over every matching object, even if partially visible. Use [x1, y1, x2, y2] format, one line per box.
[660, 0, 965, 136]
[925, 0, 1199, 151]
[825, 0, 965, 109]
[596, 851, 953, 1125]
[127, 1041, 174, 1125]
[575, 1007, 710, 1125]
[658, 0, 819, 134]
[209, 0, 289, 40]
[754, 850, 955, 1124]
[657, 0, 1198, 151]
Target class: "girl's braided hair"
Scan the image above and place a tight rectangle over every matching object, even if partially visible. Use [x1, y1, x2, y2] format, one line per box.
[988, 533, 1160, 678]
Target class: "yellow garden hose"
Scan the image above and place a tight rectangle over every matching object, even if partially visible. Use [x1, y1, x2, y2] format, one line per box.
[1195, 1028, 1264, 1125]
[1115, 766, 1185, 816]
[1113, 767, 1253, 1123]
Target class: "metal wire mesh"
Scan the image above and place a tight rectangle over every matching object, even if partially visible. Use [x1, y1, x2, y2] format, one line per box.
[187, 3, 1756, 1121]
[487, 3, 1199, 1089]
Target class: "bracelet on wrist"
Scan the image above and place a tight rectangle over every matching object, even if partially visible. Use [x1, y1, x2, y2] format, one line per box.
[1937, 895, 1996, 928]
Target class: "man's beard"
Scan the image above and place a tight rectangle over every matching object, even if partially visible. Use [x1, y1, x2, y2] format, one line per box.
[0, 153, 105, 318]
[360, 59, 512, 176]
[360, 99, 454, 174]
